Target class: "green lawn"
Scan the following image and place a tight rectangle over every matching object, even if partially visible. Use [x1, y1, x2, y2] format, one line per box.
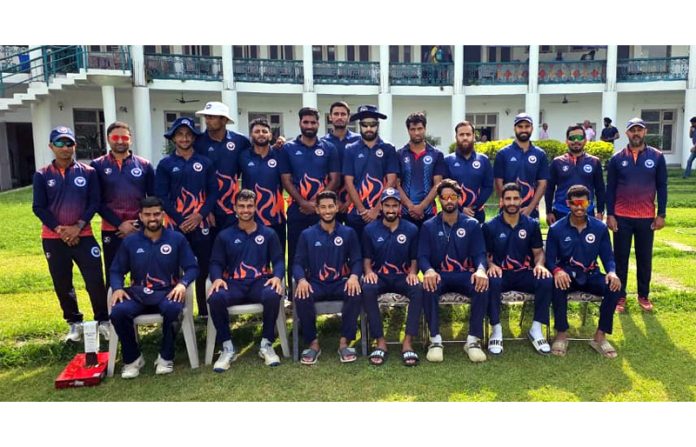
[1, 170, 695, 401]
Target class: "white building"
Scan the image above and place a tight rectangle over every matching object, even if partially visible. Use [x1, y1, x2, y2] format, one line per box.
[0, 44, 694, 190]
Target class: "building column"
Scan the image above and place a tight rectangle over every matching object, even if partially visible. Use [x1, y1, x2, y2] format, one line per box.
[221, 45, 239, 132]
[301, 45, 317, 108]
[451, 45, 466, 137]
[601, 45, 619, 147]
[101, 85, 117, 134]
[683, 45, 696, 168]
[31, 97, 53, 168]
[131, 45, 146, 87]
[525, 45, 541, 140]
[378, 45, 393, 142]
[133, 87, 153, 164]
[30, 47, 44, 83]
[0, 123, 11, 190]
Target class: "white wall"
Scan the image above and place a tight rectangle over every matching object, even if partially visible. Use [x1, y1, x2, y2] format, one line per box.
[392, 97, 452, 150]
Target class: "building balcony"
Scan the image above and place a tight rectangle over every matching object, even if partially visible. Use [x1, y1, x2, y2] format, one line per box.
[84, 47, 131, 71]
[145, 54, 223, 81]
[463, 61, 528, 85]
[538, 60, 606, 84]
[390, 62, 453, 86]
[313, 61, 379, 85]
[233, 58, 303, 84]
[617, 57, 689, 82]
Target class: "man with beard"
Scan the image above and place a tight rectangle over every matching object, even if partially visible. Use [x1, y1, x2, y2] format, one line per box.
[293, 190, 362, 365]
[494, 113, 549, 218]
[545, 125, 605, 225]
[321, 101, 361, 223]
[600, 117, 620, 146]
[239, 118, 286, 250]
[546, 185, 621, 358]
[193, 101, 251, 231]
[361, 188, 423, 366]
[155, 117, 217, 319]
[343, 105, 398, 238]
[606, 118, 667, 313]
[396, 112, 447, 228]
[483, 183, 552, 355]
[91, 121, 154, 291]
[109, 196, 199, 378]
[279, 107, 340, 294]
[445, 121, 493, 224]
[33, 126, 109, 342]
[418, 179, 489, 363]
[208, 189, 285, 371]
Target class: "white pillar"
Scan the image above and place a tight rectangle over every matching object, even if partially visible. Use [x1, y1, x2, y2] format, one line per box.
[30, 47, 44, 82]
[526, 45, 541, 140]
[453, 45, 464, 95]
[302, 92, 318, 109]
[130, 45, 146, 87]
[133, 86, 153, 164]
[221, 45, 239, 132]
[451, 94, 466, 140]
[683, 45, 696, 167]
[606, 45, 618, 92]
[221, 90, 239, 133]
[101, 85, 117, 136]
[379, 45, 390, 93]
[601, 91, 618, 140]
[31, 97, 53, 169]
[525, 93, 541, 140]
[378, 93, 393, 142]
[302, 45, 314, 93]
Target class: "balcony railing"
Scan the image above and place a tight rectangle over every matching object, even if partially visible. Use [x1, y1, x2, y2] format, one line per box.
[145, 54, 223, 81]
[390, 63, 453, 86]
[463, 61, 528, 85]
[233, 58, 303, 84]
[84, 48, 131, 71]
[617, 57, 689, 82]
[538, 60, 606, 84]
[313, 61, 379, 85]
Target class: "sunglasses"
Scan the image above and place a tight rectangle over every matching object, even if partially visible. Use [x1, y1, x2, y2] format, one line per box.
[109, 134, 131, 143]
[568, 198, 589, 207]
[52, 140, 75, 148]
[567, 135, 585, 142]
[359, 121, 379, 128]
[440, 193, 459, 201]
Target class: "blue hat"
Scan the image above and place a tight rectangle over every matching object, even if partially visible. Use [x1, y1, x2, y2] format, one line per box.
[380, 187, 401, 203]
[164, 117, 202, 140]
[514, 113, 533, 126]
[49, 126, 76, 143]
[625, 117, 646, 130]
[350, 104, 387, 122]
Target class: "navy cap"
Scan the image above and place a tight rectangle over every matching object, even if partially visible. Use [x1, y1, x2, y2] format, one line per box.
[164, 117, 202, 140]
[49, 126, 76, 143]
[513, 113, 533, 126]
[380, 187, 401, 203]
[625, 117, 646, 130]
[350, 104, 387, 122]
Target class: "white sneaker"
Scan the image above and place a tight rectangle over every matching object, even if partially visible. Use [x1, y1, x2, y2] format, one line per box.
[121, 355, 145, 379]
[64, 322, 83, 342]
[98, 322, 110, 341]
[259, 343, 281, 366]
[464, 338, 487, 363]
[154, 354, 174, 375]
[213, 349, 238, 373]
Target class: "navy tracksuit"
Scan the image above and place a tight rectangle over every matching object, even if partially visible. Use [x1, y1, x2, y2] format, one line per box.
[292, 223, 362, 344]
[397, 144, 447, 227]
[418, 213, 488, 338]
[445, 150, 494, 224]
[32, 160, 108, 323]
[361, 219, 423, 338]
[545, 152, 605, 221]
[208, 224, 285, 343]
[482, 214, 551, 326]
[546, 216, 620, 334]
[322, 130, 361, 223]
[109, 229, 198, 363]
[493, 142, 549, 218]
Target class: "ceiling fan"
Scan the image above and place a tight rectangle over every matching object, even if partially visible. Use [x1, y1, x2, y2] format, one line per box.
[175, 92, 200, 104]
[550, 95, 579, 104]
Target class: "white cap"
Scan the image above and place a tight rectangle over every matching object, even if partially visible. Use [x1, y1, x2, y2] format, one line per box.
[195, 101, 234, 123]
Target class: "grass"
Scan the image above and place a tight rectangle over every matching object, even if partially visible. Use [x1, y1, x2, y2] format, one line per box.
[1, 169, 695, 401]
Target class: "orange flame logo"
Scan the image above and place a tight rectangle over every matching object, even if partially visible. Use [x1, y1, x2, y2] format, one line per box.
[502, 255, 530, 272]
[175, 187, 205, 217]
[348, 173, 383, 213]
[440, 255, 465, 272]
[216, 172, 238, 215]
[379, 261, 404, 275]
[517, 178, 534, 206]
[318, 263, 339, 281]
[569, 257, 596, 272]
[459, 183, 478, 208]
[299, 174, 324, 201]
[233, 262, 261, 280]
[144, 273, 167, 289]
[254, 184, 285, 225]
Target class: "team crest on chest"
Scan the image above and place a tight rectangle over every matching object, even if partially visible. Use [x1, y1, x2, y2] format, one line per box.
[90, 247, 101, 257]
[583, 164, 593, 173]
[585, 233, 596, 244]
[472, 160, 481, 169]
[226, 142, 236, 151]
[334, 236, 343, 246]
[315, 149, 324, 157]
[397, 234, 407, 244]
[74, 176, 86, 187]
[47, 179, 56, 187]
[518, 229, 527, 239]
[255, 235, 265, 245]
[375, 149, 384, 158]
[160, 244, 172, 255]
[562, 165, 569, 172]
[131, 167, 142, 177]
[528, 155, 538, 164]
[202, 228, 210, 235]
[645, 159, 655, 169]
[267, 159, 277, 168]
[621, 160, 628, 167]
[193, 162, 203, 172]
[104, 168, 113, 175]
[423, 155, 433, 165]
[456, 228, 466, 238]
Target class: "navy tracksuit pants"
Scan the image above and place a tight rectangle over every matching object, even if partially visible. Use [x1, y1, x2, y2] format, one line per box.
[613, 216, 655, 298]
[180, 227, 211, 317]
[361, 275, 423, 339]
[551, 271, 620, 334]
[488, 270, 552, 326]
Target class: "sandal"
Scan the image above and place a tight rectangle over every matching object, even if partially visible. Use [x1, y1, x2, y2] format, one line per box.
[528, 331, 551, 355]
[337, 346, 357, 363]
[401, 350, 419, 367]
[589, 339, 617, 359]
[368, 348, 388, 366]
[426, 343, 444, 363]
[551, 339, 568, 357]
[300, 348, 321, 365]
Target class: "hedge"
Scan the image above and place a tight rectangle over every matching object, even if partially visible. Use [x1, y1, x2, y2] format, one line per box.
[447, 139, 615, 164]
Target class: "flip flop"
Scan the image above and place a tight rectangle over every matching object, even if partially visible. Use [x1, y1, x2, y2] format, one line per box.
[401, 350, 419, 367]
[528, 331, 551, 355]
[368, 348, 388, 366]
[300, 348, 321, 365]
[589, 339, 618, 359]
[488, 338, 504, 355]
[551, 339, 568, 357]
[338, 346, 357, 363]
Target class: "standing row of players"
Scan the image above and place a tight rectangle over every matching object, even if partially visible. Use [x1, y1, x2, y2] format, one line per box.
[32, 103, 667, 373]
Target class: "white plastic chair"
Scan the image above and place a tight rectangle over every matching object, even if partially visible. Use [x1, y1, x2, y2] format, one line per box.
[106, 285, 200, 377]
[204, 278, 290, 365]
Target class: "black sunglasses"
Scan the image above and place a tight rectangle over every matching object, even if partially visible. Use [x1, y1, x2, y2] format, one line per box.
[52, 140, 75, 148]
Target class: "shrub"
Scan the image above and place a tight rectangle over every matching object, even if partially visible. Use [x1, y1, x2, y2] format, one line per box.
[448, 139, 615, 164]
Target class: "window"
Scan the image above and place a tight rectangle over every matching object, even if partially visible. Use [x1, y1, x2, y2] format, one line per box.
[641, 109, 676, 152]
[325, 114, 357, 134]
[312, 46, 335, 62]
[465, 113, 498, 140]
[390, 46, 412, 63]
[73, 109, 105, 160]
[248, 112, 283, 141]
[269, 45, 294, 60]
[346, 46, 370, 62]
[183, 45, 211, 56]
[403, 46, 411, 63]
[312, 45, 323, 62]
[233, 45, 258, 59]
[144, 45, 170, 54]
[389, 46, 399, 63]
